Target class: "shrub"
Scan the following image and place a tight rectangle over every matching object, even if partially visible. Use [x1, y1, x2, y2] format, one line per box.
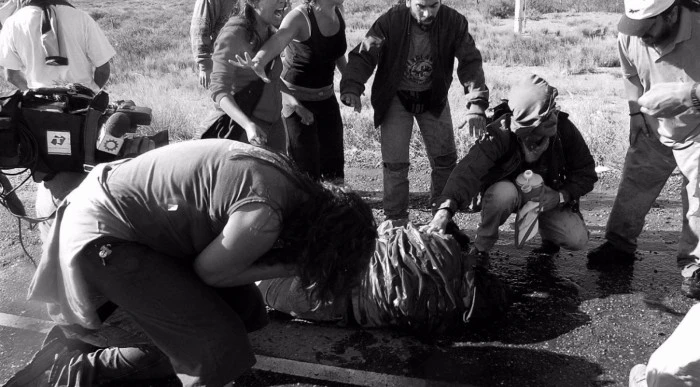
[478, 0, 515, 19]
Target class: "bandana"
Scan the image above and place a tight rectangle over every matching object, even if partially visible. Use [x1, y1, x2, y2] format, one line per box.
[509, 74, 559, 138]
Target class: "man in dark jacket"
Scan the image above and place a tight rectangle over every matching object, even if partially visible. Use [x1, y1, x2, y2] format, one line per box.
[426, 74, 598, 263]
[340, 0, 488, 224]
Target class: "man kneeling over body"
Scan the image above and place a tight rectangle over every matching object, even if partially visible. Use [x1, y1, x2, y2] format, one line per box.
[425, 74, 598, 266]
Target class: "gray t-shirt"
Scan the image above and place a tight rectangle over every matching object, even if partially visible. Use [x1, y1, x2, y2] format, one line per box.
[398, 23, 433, 92]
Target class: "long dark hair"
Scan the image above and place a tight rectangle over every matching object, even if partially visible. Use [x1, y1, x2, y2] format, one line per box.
[231, 150, 378, 307]
[231, 0, 263, 49]
[680, 0, 700, 11]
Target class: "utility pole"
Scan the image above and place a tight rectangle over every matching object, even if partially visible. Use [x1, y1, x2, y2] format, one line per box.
[514, 0, 526, 34]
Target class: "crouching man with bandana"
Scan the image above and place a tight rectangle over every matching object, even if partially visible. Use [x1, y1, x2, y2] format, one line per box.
[425, 74, 598, 264]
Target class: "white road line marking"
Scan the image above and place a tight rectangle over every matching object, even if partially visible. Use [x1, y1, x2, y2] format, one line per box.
[0, 312, 473, 387]
[0, 312, 53, 334]
[255, 355, 472, 387]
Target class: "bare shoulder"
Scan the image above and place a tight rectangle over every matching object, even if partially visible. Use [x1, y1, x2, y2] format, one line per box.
[280, 5, 311, 39]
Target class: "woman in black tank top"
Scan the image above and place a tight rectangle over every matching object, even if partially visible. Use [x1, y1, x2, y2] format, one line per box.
[231, 0, 348, 183]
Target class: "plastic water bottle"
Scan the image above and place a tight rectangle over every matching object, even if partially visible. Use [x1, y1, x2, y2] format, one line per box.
[515, 170, 543, 202]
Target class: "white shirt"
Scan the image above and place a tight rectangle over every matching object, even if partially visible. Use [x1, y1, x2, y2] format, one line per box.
[0, 5, 116, 90]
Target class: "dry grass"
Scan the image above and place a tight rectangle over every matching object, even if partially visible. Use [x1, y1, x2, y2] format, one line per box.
[0, 0, 630, 172]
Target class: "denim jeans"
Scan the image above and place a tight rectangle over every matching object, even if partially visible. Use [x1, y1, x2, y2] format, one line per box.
[77, 237, 269, 387]
[284, 96, 344, 181]
[380, 96, 457, 220]
[257, 277, 346, 322]
[474, 181, 589, 252]
[605, 132, 687, 255]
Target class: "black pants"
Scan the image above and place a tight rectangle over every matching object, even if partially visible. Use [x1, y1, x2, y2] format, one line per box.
[285, 96, 344, 181]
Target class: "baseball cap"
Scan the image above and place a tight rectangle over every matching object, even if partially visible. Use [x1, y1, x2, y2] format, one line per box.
[618, 0, 675, 36]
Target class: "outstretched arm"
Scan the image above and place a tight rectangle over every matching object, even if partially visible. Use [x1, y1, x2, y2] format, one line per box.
[194, 202, 294, 287]
[232, 8, 306, 82]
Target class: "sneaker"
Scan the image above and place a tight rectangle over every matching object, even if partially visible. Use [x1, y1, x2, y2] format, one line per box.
[532, 240, 560, 257]
[587, 241, 636, 267]
[629, 363, 647, 387]
[465, 247, 490, 269]
[681, 263, 700, 299]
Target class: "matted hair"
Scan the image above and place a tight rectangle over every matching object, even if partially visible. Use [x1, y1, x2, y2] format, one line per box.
[230, 0, 264, 48]
[230, 150, 378, 307]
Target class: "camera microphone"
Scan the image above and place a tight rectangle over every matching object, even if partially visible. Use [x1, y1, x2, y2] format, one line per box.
[96, 112, 130, 155]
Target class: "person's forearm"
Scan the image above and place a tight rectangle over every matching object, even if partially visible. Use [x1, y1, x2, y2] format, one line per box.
[335, 56, 347, 77]
[207, 262, 296, 287]
[253, 27, 296, 68]
[623, 74, 644, 113]
[218, 94, 256, 129]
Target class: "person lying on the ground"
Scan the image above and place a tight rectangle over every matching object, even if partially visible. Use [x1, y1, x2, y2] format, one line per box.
[16, 139, 377, 387]
[629, 303, 700, 387]
[258, 220, 509, 334]
[424, 74, 598, 266]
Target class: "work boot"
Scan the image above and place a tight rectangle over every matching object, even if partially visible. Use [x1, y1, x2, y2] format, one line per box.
[681, 263, 700, 300]
[587, 241, 636, 267]
[465, 247, 490, 269]
[532, 240, 560, 258]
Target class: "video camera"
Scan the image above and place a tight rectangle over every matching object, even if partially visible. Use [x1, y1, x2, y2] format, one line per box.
[0, 83, 167, 179]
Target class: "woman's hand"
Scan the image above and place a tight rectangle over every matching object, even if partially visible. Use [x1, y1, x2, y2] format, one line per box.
[243, 122, 268, 147]
[229, 52, 270, 83]
[292, 102, 314, 125]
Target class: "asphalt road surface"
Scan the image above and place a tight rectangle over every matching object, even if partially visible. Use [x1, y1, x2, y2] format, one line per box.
[0, 168, 696, 387]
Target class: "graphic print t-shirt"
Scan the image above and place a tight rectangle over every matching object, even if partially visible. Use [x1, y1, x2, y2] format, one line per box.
[398, 24, 433, 92]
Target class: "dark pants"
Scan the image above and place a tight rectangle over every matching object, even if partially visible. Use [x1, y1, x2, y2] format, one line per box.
[78, 237, 269, 387]
[285, 96, 344, 181]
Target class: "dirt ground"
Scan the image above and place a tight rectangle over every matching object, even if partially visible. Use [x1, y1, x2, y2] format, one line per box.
[0, 161, 696, 387]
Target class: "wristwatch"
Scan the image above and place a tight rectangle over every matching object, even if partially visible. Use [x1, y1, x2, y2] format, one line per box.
[691, 82, 700, 110]
[558, 191, 565, 204]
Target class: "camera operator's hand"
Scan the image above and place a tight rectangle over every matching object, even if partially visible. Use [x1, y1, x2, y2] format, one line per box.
[629, 112, 651, 146]
[532, 185, 560, 212]
[244, 122, 268, 147]
[229, 53, 270, 83]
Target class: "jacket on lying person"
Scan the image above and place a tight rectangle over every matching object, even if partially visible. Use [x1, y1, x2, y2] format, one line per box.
[436, 110, 598, 214]
[354, 221, 474, 333]
[260, 221, 509, 334]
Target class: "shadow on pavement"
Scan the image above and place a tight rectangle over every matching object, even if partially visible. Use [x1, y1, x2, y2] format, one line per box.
[409, 345, 608, 387]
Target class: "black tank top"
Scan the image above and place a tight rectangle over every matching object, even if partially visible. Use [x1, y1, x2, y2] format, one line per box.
[282, 5, 347, 88]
